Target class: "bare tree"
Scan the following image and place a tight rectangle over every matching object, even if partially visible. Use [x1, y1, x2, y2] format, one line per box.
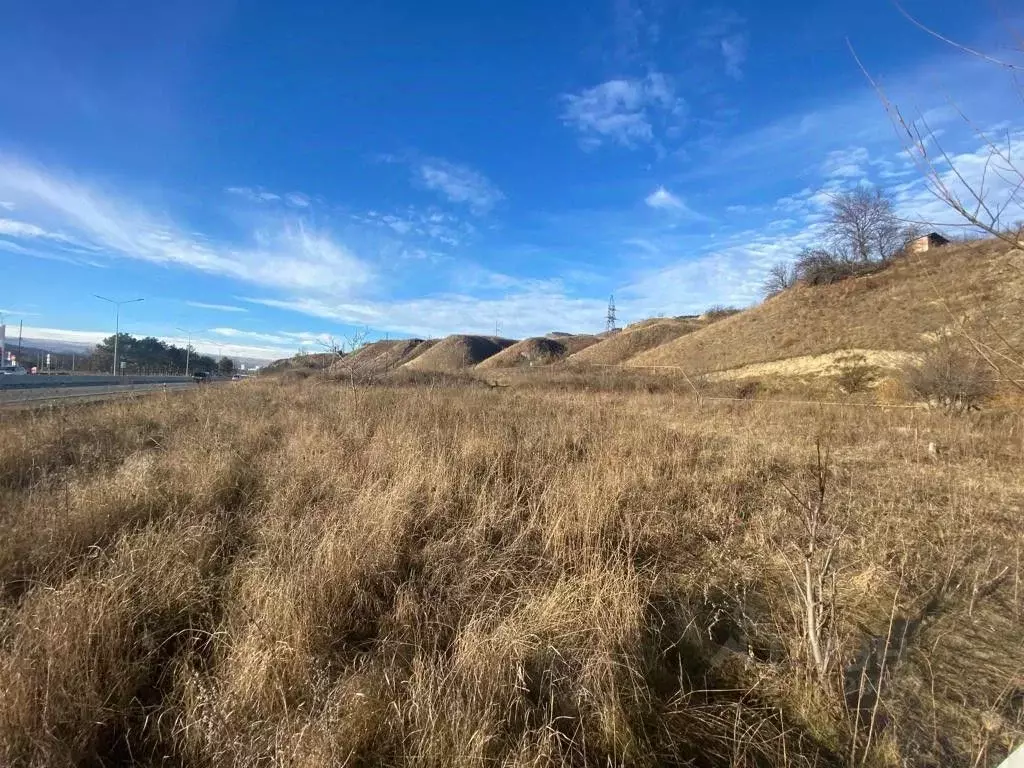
[851, 4, 1024, 395]
[826, 187, 903, 262]
[762, 261, 798, 297]
[850, 5, 1024, 247]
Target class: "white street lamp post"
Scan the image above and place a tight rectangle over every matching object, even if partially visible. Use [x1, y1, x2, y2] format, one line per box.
[176, 327, 192, 376]
[94, 295, 144, 375]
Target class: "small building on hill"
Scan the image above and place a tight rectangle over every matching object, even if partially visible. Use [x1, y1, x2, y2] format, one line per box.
[910, 232, 951, 253]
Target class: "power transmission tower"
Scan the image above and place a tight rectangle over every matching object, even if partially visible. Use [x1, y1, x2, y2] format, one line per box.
[605, 295, 617, 332]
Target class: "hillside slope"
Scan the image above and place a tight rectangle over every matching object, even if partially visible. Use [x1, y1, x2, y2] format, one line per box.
[264, 352, 338, 374]
[569, 318, 703, 365]
[478, 334, 599, 370]
[331, 339, 437, 375]
[403, 335, 515, 371]
[628, 240, 1024, 376]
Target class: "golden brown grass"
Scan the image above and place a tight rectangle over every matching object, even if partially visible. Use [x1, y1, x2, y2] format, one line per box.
[569, 318, 703, 365]
[629, 241, 1024, 375]
[1, 378, 1021, 767]
[477, 335, 599, 370]
[331, 339, 438, 376]
[403, 334, 514, 372]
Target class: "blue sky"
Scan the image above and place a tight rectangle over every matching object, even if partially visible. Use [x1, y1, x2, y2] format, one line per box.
[1, 0, 1021, 360]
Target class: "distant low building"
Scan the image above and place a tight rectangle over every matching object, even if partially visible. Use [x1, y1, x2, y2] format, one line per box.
[909, 232, 951, 253]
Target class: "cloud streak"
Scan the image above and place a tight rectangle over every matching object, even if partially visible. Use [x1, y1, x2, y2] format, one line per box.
[720, 34, 747, 80]
[644, 186, 703, 218]
[417, 159, 504, 214]
[0, 156, 374, 297]
[186, 301, 249, 313]
[560, 73, 685, 150]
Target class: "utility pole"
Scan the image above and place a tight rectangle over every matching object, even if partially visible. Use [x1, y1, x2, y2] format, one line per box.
[606, 295, 617, 332]
[17, 320, 22, 360]
[176, 327, 192, 376]
[94, 295, 144, 375]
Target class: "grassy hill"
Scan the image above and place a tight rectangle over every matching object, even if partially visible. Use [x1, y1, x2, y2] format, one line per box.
[569, 317, 703, 365]
[403, 334, 514, 372]
[477, 334, 598, 370]
[262, 352, 339, 374]
[330, 339, 437, 375]
[628, 240, 1024, 378]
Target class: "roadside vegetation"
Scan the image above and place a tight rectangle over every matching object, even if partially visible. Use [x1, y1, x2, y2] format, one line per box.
[1, 377, 1021, 767]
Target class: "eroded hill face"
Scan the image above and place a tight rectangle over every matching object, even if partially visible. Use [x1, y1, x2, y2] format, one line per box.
[329, 339, 438, 376]
[478, 335, 599, 370]
[568, 318, 703, 366]
[627, 240, 1024, 377]
[403, 335, 515, 371]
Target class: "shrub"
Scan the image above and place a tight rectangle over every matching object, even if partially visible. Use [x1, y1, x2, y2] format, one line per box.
[794, 249, 864, 286]
[762, 262, 797, 297]
[903, 340, 994, 412]
[832, 353, 878, 394]
[874, 376, 909, 405]
[702, 305, 741, 321]
[734, 379, 762, 399]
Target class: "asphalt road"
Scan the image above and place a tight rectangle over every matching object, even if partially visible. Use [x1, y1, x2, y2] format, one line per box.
[0, 378, 198, 407]
[0, 375, 191, 390]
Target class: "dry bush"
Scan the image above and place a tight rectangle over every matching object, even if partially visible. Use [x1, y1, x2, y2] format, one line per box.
[873, 377, 909, 405]
[794, 250, 877, 286]
[903, 340, 994, 412]
[832, 353, 878, 394]
[763, 262, 798, 298]
[703, 305, 742, 321]
[0, 380, 1021, 767]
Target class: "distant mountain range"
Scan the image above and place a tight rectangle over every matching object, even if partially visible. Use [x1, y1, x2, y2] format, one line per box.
[18, 338, 94, 355]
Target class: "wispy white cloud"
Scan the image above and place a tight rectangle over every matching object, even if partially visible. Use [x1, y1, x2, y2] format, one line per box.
[720, 34, 747, 80]
[355, 207, 474, 248]
[0, 217, 68, 240]
[0, 202, 15, 211]
[0, 156, 374, 297]
[560, 73, 685, 150]
[623, 237, 660, 254]
[228, 186, 314, 209]
[225, 186, 281, 203]
[620, 222, 825, 314]
[690, 8, 749, 83]
[644, 186, 702, 217]
[243, 292, 608, 340]
[611, 0, 659, 63]
[822, 146, 870, 180]
[207, 326, 335, 347]
[185, 301, 249, 313]
[417, 159, 504, 214]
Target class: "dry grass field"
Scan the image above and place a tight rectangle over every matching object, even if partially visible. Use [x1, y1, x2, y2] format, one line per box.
[628, 241, 1024, 377]
[1, 376, 1022, 767]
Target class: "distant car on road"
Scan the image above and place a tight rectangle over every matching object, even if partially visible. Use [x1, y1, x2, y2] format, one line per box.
[0, 365, 27, 376]
[192, 371, 210, 383]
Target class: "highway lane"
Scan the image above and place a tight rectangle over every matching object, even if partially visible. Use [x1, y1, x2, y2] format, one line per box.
[0, 381, 198, 407]
[0, 375, 191, 390]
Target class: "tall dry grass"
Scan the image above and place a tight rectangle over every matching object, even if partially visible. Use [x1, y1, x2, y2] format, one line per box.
[0, 379, 1021, 767]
